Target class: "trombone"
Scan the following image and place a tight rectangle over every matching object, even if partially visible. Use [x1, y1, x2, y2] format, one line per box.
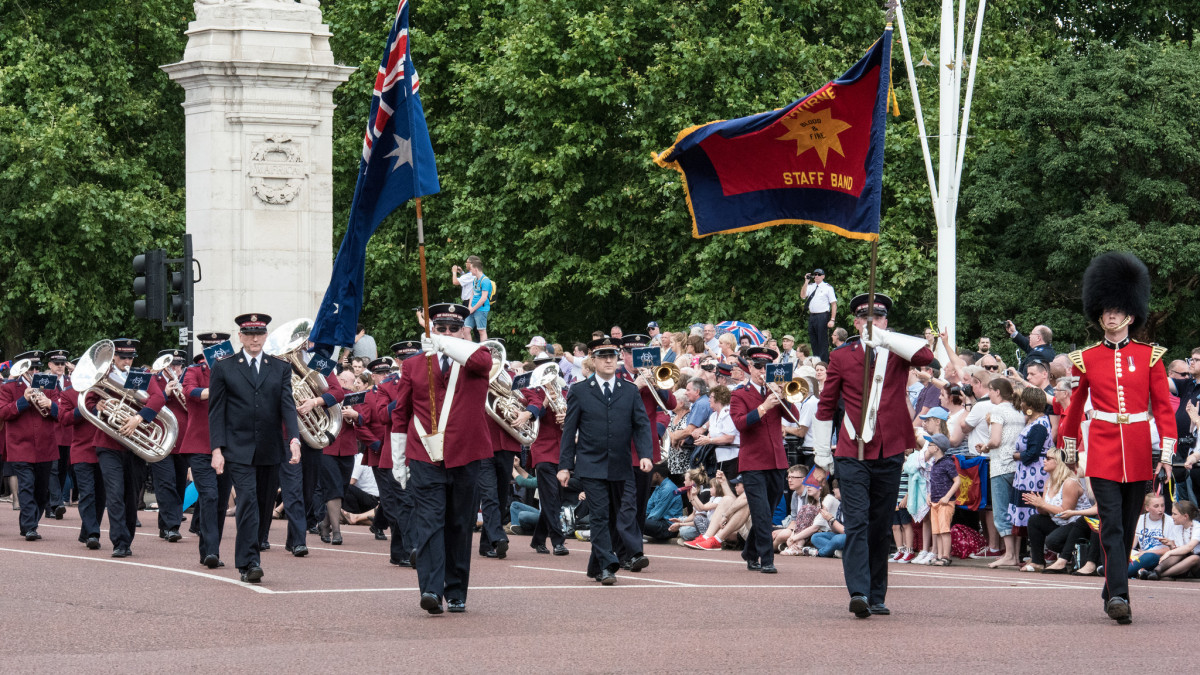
[639, 362, 682, 414]
[766, 373, 809, 425]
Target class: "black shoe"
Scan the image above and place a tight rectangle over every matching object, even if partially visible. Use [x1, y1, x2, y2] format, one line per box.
[159, 529, 167, 540]
[188, 524, 200, 535]
[849, 595, 871, 619]
[53, 504, 66, 520]
[202, 554, 220, 569]
[447, 599, 466, 613]
[218, 560, 225, 568]
[619, 559, 632, 570]
[86, 536, 100, 550]
[24, 530, 41, 541]
[290, 545, 309, 557]
[420, 592, 444, 615]
[1105, 597, 1132, 625]
[599, 569, 617, 585]
[494, 539, 508, 559]
[628, 555, 649, 572]
[532, 544, 550, 554]
[330, 534, 343, 546]
[240, 565, 264, 584]
[760, 564, 778, 574]
[259, 541, 270, 550]
[135, 519, 142, 528]
[869, 603, 891, 615]
[372, 526, 388, 541]
[389, 555, 412, 567]
[307, 525, 320, 535]
[553, 544, 569, 556]
[746, 561, 762, 571]
[165, 530, 182, 542]
[112, 547, 132, 558]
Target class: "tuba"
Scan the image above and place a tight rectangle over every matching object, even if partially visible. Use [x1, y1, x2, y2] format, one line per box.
[641, 361, 682, 414]
[151, 353, 189, 408]
[72, 340, 179, 463]
[482, 340, 538, 445]
[264, 318, 343, 449]
[531, 362, 567, 417]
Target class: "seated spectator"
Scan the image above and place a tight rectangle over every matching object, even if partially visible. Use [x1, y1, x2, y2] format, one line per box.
[802, 481, 844, 557]
[1128, 493, 1172, 579]
[663, 391, 692, 480]
[779, 478, 828, 555]
[341, 453, 380, 527]
[1022, 447, 1090, 572]
[682, 470, 733, 548]
[507, 464, 541, 534]
[830, 328, 848, 351]
[642, 472, 685, 541]
[696, 385, 739, 476]
[684, 471, 750, 550]
[669, 469, 710, 541]
[1146, 500, 1200, 580]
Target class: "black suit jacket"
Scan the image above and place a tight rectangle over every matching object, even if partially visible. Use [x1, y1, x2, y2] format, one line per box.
[208, 350, 300, 466]
[1012, 333, 1056, 378]
[559, 375, 652, 481]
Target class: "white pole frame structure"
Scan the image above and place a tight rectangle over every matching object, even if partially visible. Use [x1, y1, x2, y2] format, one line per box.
[893, 0, 987, 353]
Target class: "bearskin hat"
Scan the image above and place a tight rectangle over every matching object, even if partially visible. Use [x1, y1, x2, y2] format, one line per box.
[1081, 251, 1150, 331]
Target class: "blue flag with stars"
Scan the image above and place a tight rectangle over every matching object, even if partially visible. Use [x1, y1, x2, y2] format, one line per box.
[311, 0, 439, 348]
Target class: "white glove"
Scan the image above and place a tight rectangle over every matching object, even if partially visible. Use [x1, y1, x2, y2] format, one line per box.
[810, 418, 835, 473]
[860, 326, 927, 361]
[1161, 438, 1177, 465]
[431, 334, 482, 366]
[421, 336, 436, 355]
[391, 432, 409, 489]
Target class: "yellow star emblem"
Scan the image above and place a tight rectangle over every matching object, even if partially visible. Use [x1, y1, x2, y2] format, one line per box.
[776, 107, 852, 166]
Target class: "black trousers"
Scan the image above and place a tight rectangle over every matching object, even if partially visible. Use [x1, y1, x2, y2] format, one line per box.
[1091, 477, 1147, 604]
[188, 454, 232, 562]
[375, 467, 413, 561]
[615, 469, 652, 562]
[741, 468, 786, 567]
[300, 444, 323, 528]
[531, 462, 565, 548]
[579, 477, 625, 577]
[258, 457, 306, 549]
[227, 461, 274, 571]
[344, 483, 379, 514]
[808, 311, 831, 362]
[73, 461, 106, 541]
[150, 453, 187, 532]
[1028, 514, 1091, 565]
[46, 445, 72, 510]
[96, 449, 140, 550]
[477, 452, 511, 552]
[835, 454, 903, 603]
[410, 459, 482, 602]
[12, 461, 51, 535]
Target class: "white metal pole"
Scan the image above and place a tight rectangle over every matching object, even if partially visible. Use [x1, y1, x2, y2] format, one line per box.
[952, 0, 987, 220]
[894, 2, 940, 214]
[937, 0, 958, 349]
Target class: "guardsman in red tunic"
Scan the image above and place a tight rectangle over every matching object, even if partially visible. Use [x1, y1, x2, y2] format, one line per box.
[1059, 252, 1176, 625]
[391, 303, 494, 614]
[44, 349, 72, 519]
[615, 334, 677, 571]
[58, 382, 105, 549]
[181, 332, 234, 568]
[811, 293, 934, 618]
[1, 350, 60, 539]
[729, 346, 799, 576]
[151, 349, 190, 542]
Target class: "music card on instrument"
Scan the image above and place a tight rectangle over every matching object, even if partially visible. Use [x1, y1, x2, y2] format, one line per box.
[203, 340, 234, 366]
[123, 369, 152, 392]
[31, 373, 59, 390]
[632, 347, 661, 369]
[308, 354, 336, 377]
[511, 372, 532, 391]
[764, 363, 793, 385]
[341, 390, 368, 407]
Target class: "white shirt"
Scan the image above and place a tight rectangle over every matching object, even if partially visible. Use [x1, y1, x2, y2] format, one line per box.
[559, 356, 582, 384]
[595, 375, 616, 395]
[706, 408, 740, 462]
[351, 454, 379, 497]
[457, 272, 475, 302]
[963, 400, 995, 457]
[704, 337, 721, 355]
[805, 282, 837, 313]
[794, 395, 818, 444]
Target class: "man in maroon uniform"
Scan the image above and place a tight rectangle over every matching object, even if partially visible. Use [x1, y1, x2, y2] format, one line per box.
[181, 332, 234, 567]
[520, 372, 569, 556]
[1, 351, 60, 540]
[44, 349, 71, 519]
[1059, 252, 1176, 625]
[151, 349, 189, 542]
[391, 303, 494, 614]
[58, 378, 105, 549]
[811, 294, 934, 618]
[729, 346, 798, 575]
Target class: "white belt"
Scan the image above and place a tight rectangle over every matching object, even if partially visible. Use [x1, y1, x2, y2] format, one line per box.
[1088, 410, 1148, 424]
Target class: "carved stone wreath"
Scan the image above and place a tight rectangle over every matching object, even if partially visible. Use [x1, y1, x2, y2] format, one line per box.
[248, 133, 306, 205]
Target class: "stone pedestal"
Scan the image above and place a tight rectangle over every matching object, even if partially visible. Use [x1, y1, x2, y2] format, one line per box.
[162, 0, 354, 342]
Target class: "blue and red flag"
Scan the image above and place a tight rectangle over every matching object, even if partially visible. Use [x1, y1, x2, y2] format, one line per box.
[953, 455, 990, 510]
[654, 29, 893, 239]
[311, 0, 440, 348]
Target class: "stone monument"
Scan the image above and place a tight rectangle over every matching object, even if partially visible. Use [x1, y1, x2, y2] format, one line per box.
[162, 0, 353, 341]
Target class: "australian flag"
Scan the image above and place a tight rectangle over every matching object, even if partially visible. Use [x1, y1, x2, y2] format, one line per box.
[311, 0, 440, 348]
[655, 29, 893, 240]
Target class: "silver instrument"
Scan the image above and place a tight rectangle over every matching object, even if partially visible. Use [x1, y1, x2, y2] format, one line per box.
[264, 318, 343, 448]
[151, 353, 188, 408]
[531, 362, 567, 417]
[483, 340, 538, 445]
[10, 359, 49, 417]
[72, 340, 179, 463]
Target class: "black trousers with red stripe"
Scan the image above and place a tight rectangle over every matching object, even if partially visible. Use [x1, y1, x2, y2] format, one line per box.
[1090, 477, 1147, 604]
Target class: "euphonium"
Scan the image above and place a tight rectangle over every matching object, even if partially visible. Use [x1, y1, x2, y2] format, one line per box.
[483, 340, 538, 445]
[531, 362, 567, 417]
[151, 353, 188, 408]
[72, 340, 179, 463]
[264, 318, 343, 449]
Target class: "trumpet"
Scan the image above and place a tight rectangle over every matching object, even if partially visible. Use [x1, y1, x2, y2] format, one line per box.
[640, 362, 682, 414]
[264, 318, 343, 449]
[151, 353, 188, 408]
[71, 340, 179, 463]
[10, 359, 49, 417]
[766, 376, 810, 425]
[483, 340, 539, 445]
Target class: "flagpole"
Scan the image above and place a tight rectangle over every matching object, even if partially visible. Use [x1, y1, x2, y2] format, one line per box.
[416, 197, 438, 434]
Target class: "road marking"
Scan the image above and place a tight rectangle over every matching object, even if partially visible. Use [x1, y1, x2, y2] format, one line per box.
[512, 564, 698, 586]
[0, 547, 274, 594]
[268, 583, 1092, 595]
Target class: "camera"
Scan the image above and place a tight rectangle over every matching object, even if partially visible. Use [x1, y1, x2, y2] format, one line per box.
[805, 273, 812, 279]
[960, 384, 975, 398]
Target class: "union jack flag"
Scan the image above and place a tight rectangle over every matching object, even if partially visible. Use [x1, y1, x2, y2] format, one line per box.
[311, 0, 440, 349]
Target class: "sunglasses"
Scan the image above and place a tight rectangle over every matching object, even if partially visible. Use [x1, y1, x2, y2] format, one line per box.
[983, 365, 1000, 371]
[701, 364, 716, 372]
[432, 324, 458, 334]
[1171, 370, 1189, 377]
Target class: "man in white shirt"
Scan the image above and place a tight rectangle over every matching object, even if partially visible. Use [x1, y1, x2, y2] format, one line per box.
[802, 268, 837, 362]
[778, 335, 799, 364]
[450, 260, 475, 303]
[703, 323, 720, 355]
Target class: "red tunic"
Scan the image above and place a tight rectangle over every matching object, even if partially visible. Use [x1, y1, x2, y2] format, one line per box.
[0, 379, 61, 463]
[1059, 340, 1175, 483]
[391, 349, 494, 468]
[730, 383, 797, 471]
[179, 365, 212, 454]
[57, 388, 99, 464]
[523, 388, 564, 466]
[156, 369, 189, 454]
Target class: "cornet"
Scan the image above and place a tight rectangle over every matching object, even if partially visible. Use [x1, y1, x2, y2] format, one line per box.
[151, 353, 188, 408]
[11, 359, 50, 417]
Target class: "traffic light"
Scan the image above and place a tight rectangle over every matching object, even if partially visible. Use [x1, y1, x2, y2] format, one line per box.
[169, 263, 193, 320]
[133, 249, 167, 321]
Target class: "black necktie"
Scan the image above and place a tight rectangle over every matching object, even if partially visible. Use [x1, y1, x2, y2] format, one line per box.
[441, 355, 450, 373]
[603, 382, 612, 401]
